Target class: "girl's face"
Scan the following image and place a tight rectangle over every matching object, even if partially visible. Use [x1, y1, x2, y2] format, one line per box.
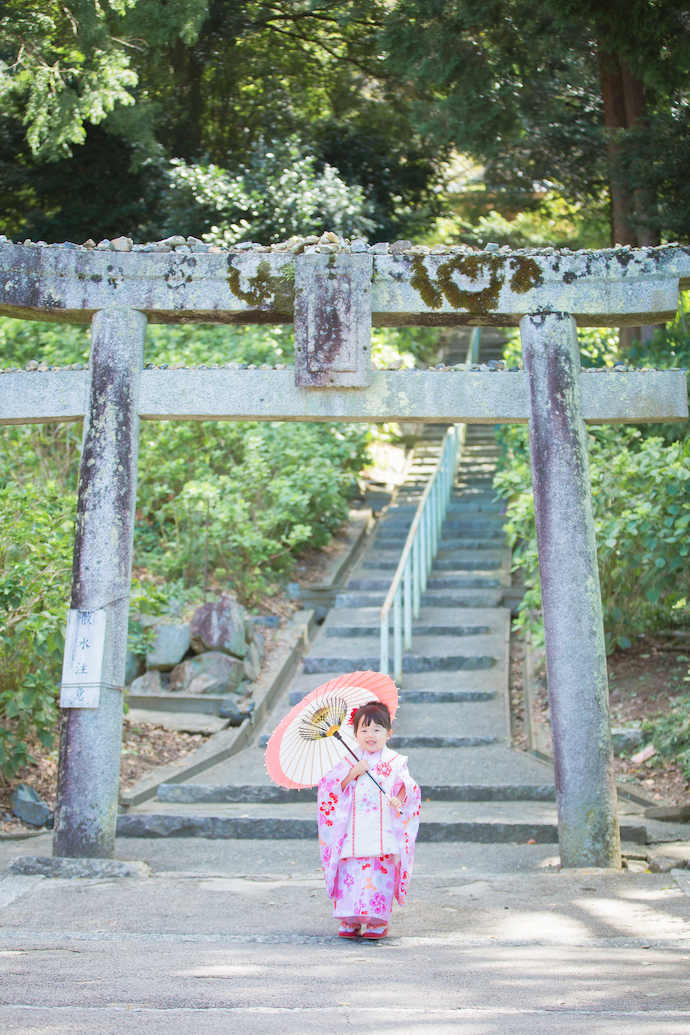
[355, 718, 391, 754]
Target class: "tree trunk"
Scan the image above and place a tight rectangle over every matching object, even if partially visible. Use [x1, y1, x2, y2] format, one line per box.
[598, 48, 661, 350]
[598, 49, 635, 247]
[170, 38, 204, 162]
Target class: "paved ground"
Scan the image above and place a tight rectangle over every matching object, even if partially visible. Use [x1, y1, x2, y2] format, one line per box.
[2, 836, 690, 1033]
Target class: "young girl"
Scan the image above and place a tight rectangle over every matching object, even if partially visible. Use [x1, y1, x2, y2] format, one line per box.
[317, 701, 421, 939]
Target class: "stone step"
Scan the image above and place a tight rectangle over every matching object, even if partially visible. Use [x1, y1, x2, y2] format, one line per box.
[301, 653, 497, 674]
[446, 501, 502, 513]
[432, 558, 502, 571]
[116, 801, 646, 845]
[325, 623, 491, 637]
[288, 687, 496, 705]
[334, 591, 503, 608]
[345, 576, 501, 591]
[156, 783, 556, 804]
[436, 538, 506, 551]
[256, 733, 496, 749]
[362, 558, 502, 571]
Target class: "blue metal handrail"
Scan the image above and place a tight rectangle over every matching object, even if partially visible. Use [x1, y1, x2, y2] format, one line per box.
[379, 424, 464, 680]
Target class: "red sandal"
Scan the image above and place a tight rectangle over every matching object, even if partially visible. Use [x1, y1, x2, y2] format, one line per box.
[338, 922, 362, 938]
[362, 924, 388, 939]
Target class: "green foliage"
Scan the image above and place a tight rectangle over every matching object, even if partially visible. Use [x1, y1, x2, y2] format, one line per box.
[0, 1, 439, 245]
[0, 482, 75, 778]
[135, 420, 368, 602]
[494, 426, 690, 653]
[645, 697, 690, 781]
[383, 0, 690, 244]
[156, 140, 375, 244]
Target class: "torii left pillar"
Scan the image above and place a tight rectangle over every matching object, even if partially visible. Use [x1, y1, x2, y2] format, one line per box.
[53, 308, 146, 858]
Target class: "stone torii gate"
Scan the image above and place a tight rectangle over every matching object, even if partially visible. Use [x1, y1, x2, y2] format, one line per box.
[0, 236, 688, 870]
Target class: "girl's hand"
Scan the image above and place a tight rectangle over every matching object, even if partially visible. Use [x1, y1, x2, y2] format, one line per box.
[388, 795, 402, 810]
[351, 759, 370, 779]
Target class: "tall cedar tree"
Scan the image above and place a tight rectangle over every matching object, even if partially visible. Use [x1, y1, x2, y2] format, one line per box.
[383, 0, 690, 246]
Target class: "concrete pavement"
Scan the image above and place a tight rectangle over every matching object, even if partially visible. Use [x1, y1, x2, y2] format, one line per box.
[2, 837, 690, 1033]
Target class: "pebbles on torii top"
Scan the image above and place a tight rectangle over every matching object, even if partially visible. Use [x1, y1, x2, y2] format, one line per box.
[0, 234, 689, 328]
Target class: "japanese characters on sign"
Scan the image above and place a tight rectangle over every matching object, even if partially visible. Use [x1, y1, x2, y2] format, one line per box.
[60, 609, 107, 708]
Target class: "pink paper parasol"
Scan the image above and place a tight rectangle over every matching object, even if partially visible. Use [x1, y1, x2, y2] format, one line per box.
[264, 670, 399, 790]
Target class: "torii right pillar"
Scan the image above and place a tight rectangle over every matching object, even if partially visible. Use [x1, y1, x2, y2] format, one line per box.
[521, 312, 621, 869]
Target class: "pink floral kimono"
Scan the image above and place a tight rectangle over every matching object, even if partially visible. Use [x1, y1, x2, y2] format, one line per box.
[317, 745, 421, 926]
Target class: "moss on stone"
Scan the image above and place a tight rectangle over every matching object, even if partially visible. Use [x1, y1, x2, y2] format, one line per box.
[409, 253, 543, 315]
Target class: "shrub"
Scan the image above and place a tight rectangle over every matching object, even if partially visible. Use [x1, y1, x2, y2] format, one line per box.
[646, 698, 690, 780]
[0, 483, 75, 778]
[135, 420, 368, 602]
[494, 426, 690, 652]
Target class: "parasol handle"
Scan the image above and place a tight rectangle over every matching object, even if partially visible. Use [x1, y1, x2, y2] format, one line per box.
[333, 730, 399, 806]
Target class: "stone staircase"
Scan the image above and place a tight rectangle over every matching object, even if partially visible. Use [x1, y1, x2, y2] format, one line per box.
[118, 331, 649, 849]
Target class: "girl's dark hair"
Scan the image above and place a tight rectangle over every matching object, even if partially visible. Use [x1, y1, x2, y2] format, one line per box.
[352, 701, 392, 734]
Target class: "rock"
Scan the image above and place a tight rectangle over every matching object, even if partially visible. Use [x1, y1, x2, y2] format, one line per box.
[248, 640, 262, 675]
[248, 614, 279, 628]
[611, 728, 643, 756]
[244, 620, 265, 665]
[169, 651, 244, 694]
[253, 630, 265, 667]
[390, 240, 412, 253]
[125, 651, 145, 685]
[8, 856, 150, 878]
[644, 803, 690, 822]
[314, 605, 328, 624]
[218, 700, 245, 725]
[648, 856, 686, 873]
[243, 656, 258, 682]
[10, 784, 53, 827]
[146, 623, 191, 671]
[129, 670, 167, 695]
[287, 582, 301, 600]
[190, 594, 246, 658]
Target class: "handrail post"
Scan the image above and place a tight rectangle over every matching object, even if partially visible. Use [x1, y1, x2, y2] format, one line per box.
[404, 554, 412, 649]
[412, 533, 421, 618]
[380, 613, 389, 675]
[393, 585, 403, 683]
[379, 424, 464, 679]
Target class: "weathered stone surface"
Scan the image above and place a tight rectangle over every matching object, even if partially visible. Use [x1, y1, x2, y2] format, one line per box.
[644, 803, 690, 822]
[243, 656, 258, 682]
[522, 312, 620, 870]
[190, 595, 246, 658]
[611, 728, 644, 755]
[129, 670, 166, 695]
[169, 651, 244, 694]
[8, 855, 150, 878]
[294, 252, 373, 387]
[648, 856, 687, 873]
[114, 813, 646, 844]
[145, 622, 190, 671]
[2, 241, 690, 327]
[0, 367, 686, 428]
[247, 640, 262, 675]
[125, 651, 145, 685]
[52, 307, 147, 860]
[10, 784, 52, 827]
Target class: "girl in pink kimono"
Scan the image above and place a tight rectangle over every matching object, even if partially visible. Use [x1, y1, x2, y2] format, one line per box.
[317, 701, 421, 939]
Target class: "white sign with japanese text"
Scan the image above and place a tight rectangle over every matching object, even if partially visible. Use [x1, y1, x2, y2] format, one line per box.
[60, 609, 107, 708]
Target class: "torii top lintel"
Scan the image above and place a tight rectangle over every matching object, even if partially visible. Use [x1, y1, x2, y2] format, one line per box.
[0, 237, 687, 426]
[1, 237, 689, 329]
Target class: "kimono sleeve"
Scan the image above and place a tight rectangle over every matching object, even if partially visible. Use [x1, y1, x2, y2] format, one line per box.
[317, 758, 354, 899]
